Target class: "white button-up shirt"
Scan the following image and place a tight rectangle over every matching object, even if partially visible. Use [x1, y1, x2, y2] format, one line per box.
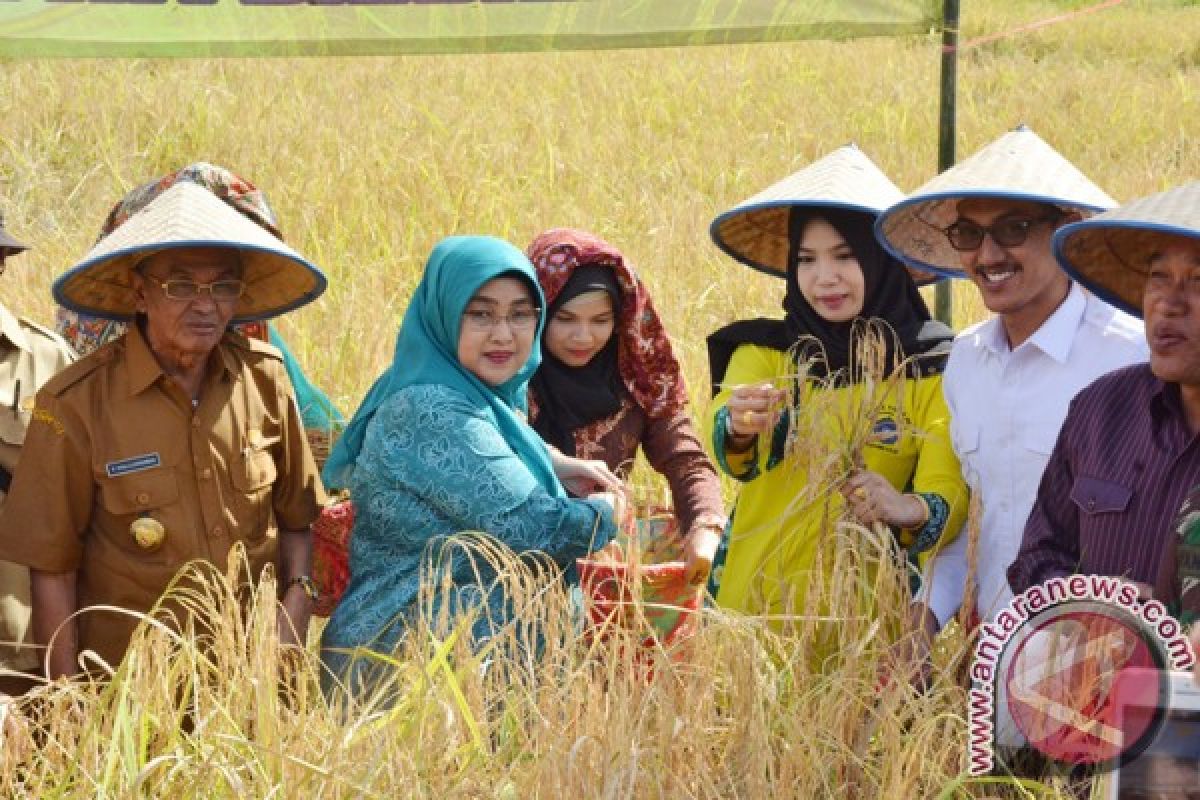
[921, 283, 1148, 627]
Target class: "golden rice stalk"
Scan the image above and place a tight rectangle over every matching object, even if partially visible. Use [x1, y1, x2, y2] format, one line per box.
[0, 535, 1075, 799]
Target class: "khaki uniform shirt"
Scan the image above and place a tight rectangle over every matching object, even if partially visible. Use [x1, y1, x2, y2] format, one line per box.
[0, 324, 325, 668]
[0, 303, 76, 670]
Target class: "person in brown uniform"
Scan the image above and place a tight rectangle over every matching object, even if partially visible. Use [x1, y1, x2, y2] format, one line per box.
[0, 179, 327, 679]
[0, 212, 76, 694]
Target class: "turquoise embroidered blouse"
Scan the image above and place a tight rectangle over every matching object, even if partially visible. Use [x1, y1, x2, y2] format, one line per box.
[319, 383, 615, 694]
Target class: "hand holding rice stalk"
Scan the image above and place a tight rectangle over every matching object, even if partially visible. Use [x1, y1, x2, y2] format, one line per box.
[780, 322, 927, 533]
[725, 379, 789, 440]
[827, 318, 910, 478]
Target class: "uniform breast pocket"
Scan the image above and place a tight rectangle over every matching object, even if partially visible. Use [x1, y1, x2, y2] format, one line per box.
[1069, 475, 1132, 516]
[95, 468, 180, 562]
[230, 439, 279, 539]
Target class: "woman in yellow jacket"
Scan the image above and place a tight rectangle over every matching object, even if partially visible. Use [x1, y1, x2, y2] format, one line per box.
[705, 145, 967, 627]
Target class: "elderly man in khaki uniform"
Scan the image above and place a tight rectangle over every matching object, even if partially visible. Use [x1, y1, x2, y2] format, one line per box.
[0, 213, 76, 693]
[0, 181, 328, 679]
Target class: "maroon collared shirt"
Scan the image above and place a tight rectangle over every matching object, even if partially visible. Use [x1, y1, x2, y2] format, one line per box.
[1008, 364, 1200, 594]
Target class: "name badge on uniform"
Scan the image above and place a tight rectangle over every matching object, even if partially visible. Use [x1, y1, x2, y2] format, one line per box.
[106, 453, 161, 478]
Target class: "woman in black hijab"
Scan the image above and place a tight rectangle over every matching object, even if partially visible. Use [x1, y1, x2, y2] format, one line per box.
[705, 201, 967, 619]
[527, 228, 727, 587]
[529, 265, 624, 455]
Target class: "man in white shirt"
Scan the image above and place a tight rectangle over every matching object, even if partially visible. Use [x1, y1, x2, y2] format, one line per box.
[874, 126, 1147, 681]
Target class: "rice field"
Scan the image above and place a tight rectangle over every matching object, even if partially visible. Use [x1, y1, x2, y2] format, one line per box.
[0, 0, 1197, 796]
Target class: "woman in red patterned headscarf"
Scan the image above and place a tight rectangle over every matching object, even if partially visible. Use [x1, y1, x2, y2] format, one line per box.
[527, 228, 726, 585]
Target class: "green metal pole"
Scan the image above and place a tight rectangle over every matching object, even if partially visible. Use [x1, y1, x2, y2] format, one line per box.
[935, 0, 959, 327]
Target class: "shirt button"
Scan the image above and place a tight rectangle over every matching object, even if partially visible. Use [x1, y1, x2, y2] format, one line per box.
[192, 416, 202, 429]
[200, 467, 213, 480]
[211, 524, 225, 537]
[1087, 499, 1096, 511]
[135, 492, 150, 505]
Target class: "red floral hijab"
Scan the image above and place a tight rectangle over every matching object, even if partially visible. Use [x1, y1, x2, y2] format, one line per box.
[527, 228, 688, 421]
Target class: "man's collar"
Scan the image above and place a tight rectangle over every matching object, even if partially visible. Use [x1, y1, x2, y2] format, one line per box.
[0, 303, 30, 353]
[1151, 376, 1183, 423]
[977, 316, 1008, 356]
[126, 323, 165, 397]
[979, 282, 1085, 363]
[127, 321, 236, 397]
[1024, 282, 1086, 364]
[215, 336, 240, 378]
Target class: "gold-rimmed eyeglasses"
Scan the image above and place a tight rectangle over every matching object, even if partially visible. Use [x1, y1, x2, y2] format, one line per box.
[462, 308, 540, 332]
[155, 279, 246, 302]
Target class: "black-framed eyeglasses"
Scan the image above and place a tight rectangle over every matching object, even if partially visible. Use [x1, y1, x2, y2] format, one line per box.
[156, 279, 246, 301]
[462, 308, 541, 332]
[943, 213, 1061, 252]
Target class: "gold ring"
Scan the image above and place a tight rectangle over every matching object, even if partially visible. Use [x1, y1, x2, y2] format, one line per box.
[853, 487, 867, 500]
[741, 410, 754, 427]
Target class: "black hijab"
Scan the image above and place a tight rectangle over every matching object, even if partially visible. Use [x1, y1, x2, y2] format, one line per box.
[530, 265, 624, 455]
[707, 207, 952, 394]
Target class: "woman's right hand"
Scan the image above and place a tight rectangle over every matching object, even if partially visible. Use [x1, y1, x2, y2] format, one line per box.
[551, 450, 623, 497]
[725, 382, 786, 439]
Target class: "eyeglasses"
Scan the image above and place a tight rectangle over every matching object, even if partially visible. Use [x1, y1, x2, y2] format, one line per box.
[462, 308, 540, 332]
[155, 279, 246, 302]
[943, 213, 1061, 252]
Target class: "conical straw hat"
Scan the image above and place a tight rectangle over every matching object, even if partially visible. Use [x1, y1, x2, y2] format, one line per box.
[876, 125, 1117, 279]
[1053, 181, 1200, 318]
[54, 181, 326, 322]
[710, 144, 940, 286]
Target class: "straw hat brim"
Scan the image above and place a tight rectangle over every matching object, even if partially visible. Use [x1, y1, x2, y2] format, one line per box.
[1053, 181, 1200, 319]
[0, 228, 28, 254]
[876, 189, 1110, 280]
[54, 240, 326, 323]
[1054, 221, 1200, 319]
[711, 200, 942, 287]
[712, 199, 873, 276]
[875, 126, 1117, 278]
[711, 144, 940, 286]
[53, 181, 326, 322]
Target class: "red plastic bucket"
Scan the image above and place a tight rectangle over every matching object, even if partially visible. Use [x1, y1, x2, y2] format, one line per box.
[576, 557, 702, 652]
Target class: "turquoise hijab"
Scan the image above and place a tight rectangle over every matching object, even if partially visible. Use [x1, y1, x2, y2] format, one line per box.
[323, 236, 561, 496]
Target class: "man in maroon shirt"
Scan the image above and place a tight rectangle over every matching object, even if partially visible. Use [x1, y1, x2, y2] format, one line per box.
[1009, 182, 1200, 605]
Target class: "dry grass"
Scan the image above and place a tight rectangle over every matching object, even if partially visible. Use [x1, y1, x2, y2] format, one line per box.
[1, 0, 1197, 795]
[4, 538, 991, 799]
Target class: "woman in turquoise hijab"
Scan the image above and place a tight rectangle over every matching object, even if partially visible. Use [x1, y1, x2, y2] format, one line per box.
[320, 236, 621, 696]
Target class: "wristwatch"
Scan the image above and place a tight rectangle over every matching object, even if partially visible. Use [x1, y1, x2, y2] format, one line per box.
[284, 575, 320, 604]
